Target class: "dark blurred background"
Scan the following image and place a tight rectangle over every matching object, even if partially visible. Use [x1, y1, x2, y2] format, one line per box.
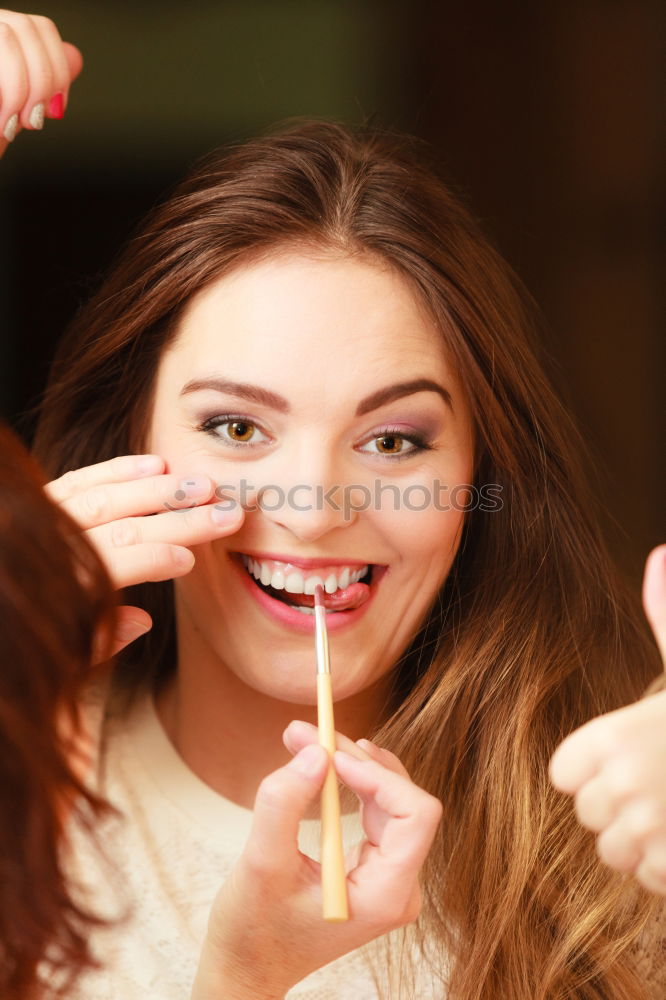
[0, 0, 663, 587]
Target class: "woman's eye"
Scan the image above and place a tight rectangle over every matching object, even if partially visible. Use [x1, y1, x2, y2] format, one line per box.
[198, 415, 270, 448]
[358, 431, 431, 459]
[197, 417, 430, 459]
[226, 420, 255, 442]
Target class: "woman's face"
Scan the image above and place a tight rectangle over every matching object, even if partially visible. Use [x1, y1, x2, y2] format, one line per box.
[147, 251, 474, 705]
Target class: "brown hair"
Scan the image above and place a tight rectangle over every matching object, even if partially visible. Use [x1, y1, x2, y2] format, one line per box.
[0, 424, 116, 999]
[33, 119, 664, 997]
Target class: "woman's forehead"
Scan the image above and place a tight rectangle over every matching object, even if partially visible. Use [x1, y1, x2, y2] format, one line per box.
[164, 252, 453, 378]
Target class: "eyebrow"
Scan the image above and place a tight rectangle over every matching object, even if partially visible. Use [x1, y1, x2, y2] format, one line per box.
[179, 376, 453, 415]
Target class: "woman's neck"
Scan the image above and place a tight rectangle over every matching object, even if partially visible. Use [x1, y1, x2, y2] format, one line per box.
[154, 614, 391, 811]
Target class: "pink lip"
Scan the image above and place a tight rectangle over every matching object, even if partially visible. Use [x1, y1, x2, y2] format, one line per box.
[232, 554, 387, 633]
[235, 550, 376, 571]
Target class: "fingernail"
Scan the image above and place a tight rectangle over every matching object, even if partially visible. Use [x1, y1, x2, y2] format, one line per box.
[116, 620, 151, 642]
[178, 476, 210, 499]
[136, 454, 163, 476]
[174, 547, 195, 569]
[355, 739, 377, 760]
[48, 92, 65, 119]
[211, 501, 241, 525]
[29, 103, 45, 130]
[3, 114, 18, 142]
[282, 721, 314, 754]
[290, 743, 326, 776]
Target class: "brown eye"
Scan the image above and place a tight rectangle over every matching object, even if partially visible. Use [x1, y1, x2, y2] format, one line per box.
[375, 434, 404, 454]
[199, 414, 270, 448]
[228, 421, 255, 442]
[357, 428, 430, 460]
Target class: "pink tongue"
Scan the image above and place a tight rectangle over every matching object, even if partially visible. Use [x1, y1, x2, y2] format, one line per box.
[324, 581, 370, 610]
[288, 581, 370, 611]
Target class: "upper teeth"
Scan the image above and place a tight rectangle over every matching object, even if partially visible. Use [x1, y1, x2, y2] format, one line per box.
[240, 555, 369, 594]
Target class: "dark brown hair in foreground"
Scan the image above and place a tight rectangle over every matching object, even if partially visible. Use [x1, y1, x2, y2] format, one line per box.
[0, 424, 116, 999]
[33, 119, 665, 997]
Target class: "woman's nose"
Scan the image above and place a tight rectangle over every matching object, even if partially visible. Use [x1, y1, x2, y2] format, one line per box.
[258, 481, 363, 542]
[244, 456, 365, 542]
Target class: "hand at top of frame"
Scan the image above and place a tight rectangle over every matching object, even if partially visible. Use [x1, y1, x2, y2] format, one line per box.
[550, 544, 666, 896]
[0, 9, 83, 158]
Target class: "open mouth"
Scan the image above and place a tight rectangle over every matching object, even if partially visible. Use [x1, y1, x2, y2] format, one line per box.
[237, 553, 377, 616]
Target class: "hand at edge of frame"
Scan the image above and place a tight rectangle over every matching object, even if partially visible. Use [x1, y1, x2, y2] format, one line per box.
[549, 544, 666, 896]
[0, 9, 83, 158]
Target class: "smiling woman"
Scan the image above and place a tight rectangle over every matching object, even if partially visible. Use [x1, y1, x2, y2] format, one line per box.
[32, 120, 666, 999]
[146, 252, 473, 709]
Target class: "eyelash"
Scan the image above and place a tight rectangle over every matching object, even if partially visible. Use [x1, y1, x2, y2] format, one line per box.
[197, 414, 434, 461]
[198, 414, 270, 449]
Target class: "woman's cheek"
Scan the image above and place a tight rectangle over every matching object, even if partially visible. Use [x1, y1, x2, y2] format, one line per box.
[375, 475, 466, 542]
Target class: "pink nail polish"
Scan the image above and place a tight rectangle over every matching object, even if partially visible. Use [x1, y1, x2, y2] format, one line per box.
[48, 92, 65, 119]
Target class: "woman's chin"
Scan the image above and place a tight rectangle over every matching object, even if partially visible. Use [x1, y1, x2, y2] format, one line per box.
[224, 653, 373, 707]
[243, 675, 319, 707]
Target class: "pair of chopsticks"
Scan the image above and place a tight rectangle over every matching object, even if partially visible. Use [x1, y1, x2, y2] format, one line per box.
[314, 585, 349, 922]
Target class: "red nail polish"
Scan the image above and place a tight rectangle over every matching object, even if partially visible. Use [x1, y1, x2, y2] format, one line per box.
[48, 92, 65, 119]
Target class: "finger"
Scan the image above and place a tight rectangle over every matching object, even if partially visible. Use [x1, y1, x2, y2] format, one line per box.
[549, 712, 627, 794]
[333, 752, 442, 869]
[343, 839, 365, 874]
[45, 454, 165, 504]
[55, 471, 217, 531]
[244, 744, 329, 876]
[0, 20, 28, 141]
[0, 11, 53, 130]
[27, 14, 72, 118]
[86, 498, 243, 561]
[574, 751, 652, 831]
[643, 544, 666, 666]
[596, 818, 643, 873]
[356, 738, 411, 779]
[283, 720, 373, 761]
[62, 41, 83, 83]
[45, 42, 83, 119]
[282, 723, 411, 779]
[596, 798, 666, 873]
[91, 541, 196, 589]
[109, 612, 152, 656]
[574, 774, 621, 832]
[92, 606, 153, 663]
[634, 833, 666, 896]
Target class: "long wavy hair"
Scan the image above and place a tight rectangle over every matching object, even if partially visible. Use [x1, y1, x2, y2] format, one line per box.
[0, 424, 117, 999]
[32, 119, 664, 997]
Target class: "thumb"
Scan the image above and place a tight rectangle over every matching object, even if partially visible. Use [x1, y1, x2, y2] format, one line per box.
[50, 42, 84, 120]
[643, 544, 666, 666]
[244, 744, 329, 875]
[92, 606, 152, 663]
